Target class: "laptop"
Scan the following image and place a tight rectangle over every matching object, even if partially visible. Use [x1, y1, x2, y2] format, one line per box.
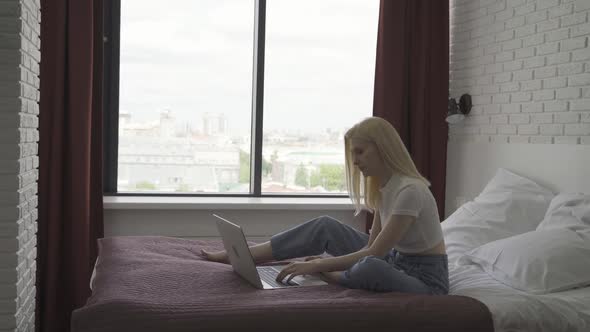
[213, 213, 328, 290]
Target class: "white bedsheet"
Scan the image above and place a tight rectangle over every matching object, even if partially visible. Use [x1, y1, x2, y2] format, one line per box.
[450, 263, 590, 332]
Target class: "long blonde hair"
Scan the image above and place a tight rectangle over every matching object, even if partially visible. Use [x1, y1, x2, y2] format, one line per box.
[344, 116, 431, 216]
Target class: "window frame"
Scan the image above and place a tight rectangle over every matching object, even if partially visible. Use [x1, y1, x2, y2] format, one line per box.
[102, 0, 349, 198]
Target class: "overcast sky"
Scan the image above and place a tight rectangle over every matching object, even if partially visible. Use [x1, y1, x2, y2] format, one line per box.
[119, 0, 380, 135]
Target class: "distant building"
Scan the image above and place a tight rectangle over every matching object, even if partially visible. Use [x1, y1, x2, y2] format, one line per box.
[119, 111, 160, 137]
[117, 110, 346, 193]
[118, 110, 239, 192]
[271, 149, 344, 190]
[159, 109, 175, 138]
[118, 135, 240, 192]
[202, 112, 227, 136]
[119, 110, 131, 127]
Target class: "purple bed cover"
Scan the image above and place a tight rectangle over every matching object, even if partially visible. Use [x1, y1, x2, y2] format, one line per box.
[71, 236, 494, 332]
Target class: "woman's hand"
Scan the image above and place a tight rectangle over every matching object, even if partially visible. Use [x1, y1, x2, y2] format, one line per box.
[276, 261, 322, 284]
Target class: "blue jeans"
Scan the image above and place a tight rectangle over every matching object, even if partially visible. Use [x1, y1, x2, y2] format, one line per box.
[270, 215, 449, 294]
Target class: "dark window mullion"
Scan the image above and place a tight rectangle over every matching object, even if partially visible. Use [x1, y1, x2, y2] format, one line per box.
[250, 0, 266, 197]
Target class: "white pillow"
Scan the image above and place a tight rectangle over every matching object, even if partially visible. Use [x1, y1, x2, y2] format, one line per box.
[442, 168, 554, 265]
[537, 193, 590, 231]
[457, 228, 590, 294]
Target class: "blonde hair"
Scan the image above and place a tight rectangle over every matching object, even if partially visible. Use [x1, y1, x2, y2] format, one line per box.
[344, 116, 431, 216]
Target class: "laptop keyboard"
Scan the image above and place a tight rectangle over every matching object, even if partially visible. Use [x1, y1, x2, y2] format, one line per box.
[258, 267, 296, 287]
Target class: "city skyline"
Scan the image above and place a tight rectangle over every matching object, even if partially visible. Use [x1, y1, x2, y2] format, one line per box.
[119, 108, 356, 137]
[117, 109, 350, 194]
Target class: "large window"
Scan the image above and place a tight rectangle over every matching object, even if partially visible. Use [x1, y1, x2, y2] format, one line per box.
[103, 0, 379, 196]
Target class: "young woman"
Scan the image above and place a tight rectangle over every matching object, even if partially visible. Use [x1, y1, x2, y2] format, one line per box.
[202, 117, 449, 295]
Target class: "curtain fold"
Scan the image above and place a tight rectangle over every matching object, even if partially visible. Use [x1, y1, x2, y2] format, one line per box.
[368, 0, 449, 233]
[36, 1, 104, 331]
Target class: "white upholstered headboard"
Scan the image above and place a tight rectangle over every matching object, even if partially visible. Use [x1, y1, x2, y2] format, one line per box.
[444, 142, 590, 219]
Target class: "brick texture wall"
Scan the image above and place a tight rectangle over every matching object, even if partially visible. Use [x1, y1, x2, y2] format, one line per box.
[0, 0, 40, 331]
[449, 0, 590, 144]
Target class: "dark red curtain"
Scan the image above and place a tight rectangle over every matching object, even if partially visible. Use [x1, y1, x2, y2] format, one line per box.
[367, 0, 449, 233]
[36, 0, 104, 331]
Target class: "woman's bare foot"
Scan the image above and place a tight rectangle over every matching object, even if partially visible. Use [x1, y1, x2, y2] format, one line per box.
[201, 242, 273, 264]
[201, 249, 229, 263]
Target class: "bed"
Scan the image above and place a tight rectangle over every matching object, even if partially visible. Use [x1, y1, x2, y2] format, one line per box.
[72, 236, 494, 332]
[443, 142, 590, 332]
[450, 263, 590, 332]
[74, 225, 590, 332]
[75, 229, 590, 331]
[73, 143, 590, 331]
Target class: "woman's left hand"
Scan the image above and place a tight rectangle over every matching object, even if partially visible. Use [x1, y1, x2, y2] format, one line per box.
[276, 261, 322, 284]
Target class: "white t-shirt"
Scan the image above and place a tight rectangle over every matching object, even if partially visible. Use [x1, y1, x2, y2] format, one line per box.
[378, 175, 443, 253]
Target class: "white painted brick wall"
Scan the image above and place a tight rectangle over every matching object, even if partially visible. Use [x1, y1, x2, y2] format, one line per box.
[0, 0, 40, 331]
[450, 0, 590, 144]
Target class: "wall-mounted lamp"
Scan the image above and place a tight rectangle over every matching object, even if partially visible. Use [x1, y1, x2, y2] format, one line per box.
[446, 93, 472, 124]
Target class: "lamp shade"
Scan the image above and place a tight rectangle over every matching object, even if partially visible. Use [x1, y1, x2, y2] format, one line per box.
[446, 98, 464, 124]
[446, 112, 465, 124]
[446, 94, 472, 124]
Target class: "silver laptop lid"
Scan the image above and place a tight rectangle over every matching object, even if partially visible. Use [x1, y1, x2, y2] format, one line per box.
[213, 214, 264, 289]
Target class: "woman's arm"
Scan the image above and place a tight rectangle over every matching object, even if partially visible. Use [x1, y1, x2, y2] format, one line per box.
[365, 212, 382, 248]
[314, 214, 415, 272]
[276, 214, 416, 283]
[304, 213, 381, 263]
[368, 214, 415, 257]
